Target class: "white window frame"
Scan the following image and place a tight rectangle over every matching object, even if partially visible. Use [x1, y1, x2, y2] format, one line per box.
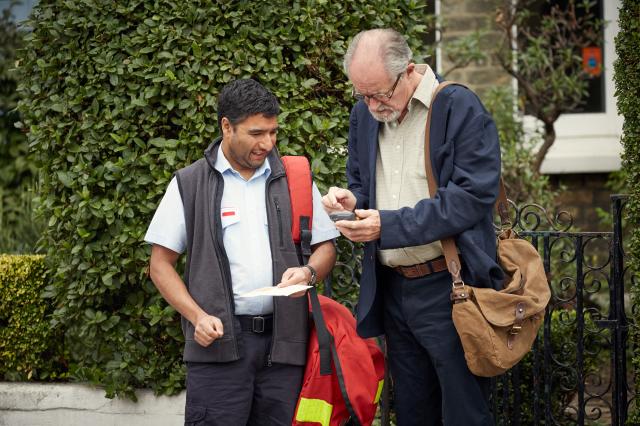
[523, 0, 623, 174]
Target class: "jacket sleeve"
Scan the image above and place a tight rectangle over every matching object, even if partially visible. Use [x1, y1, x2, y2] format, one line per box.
[378, 91, 501, 249]
[346, 105, 369, 210]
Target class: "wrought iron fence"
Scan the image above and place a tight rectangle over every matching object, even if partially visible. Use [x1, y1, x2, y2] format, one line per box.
[323, 195, 636, 425]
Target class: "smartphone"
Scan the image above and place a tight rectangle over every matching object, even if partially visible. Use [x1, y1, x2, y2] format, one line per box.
[329, 211, 356, 222]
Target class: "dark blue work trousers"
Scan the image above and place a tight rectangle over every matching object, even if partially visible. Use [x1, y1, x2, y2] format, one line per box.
[382, 267, 494, 426]
[184, 330, 303, 426]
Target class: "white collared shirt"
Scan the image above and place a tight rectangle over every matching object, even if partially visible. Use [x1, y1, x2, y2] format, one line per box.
[376, 64, 444, 267]
[145, 145, 339, 315]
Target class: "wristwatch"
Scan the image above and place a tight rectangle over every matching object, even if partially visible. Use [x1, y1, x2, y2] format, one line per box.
[303, 265, 317, 286]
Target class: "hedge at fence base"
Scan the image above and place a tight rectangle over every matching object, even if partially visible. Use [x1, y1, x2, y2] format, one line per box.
[0, 254, 67, 381]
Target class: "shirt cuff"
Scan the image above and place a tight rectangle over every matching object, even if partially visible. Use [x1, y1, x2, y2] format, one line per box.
[144, 233, 185, 254]
[310, 228, 340, 245]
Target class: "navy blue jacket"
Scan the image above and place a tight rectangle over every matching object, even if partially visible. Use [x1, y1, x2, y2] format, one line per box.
[347, 82, 505, 338]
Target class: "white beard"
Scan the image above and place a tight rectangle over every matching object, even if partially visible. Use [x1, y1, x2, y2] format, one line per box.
[370, 106, 401, 123]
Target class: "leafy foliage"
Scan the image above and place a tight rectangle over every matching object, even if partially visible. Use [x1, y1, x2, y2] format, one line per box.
[613, 0, 640, 422]
[16, 0, 428, 398]
[0, 254, 67, 380]
[483, 86, 558, 208]
[441, 30, 488, 78]
[0, 1, 42, 253]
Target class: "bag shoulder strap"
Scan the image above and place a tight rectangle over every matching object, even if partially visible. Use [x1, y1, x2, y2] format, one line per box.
[281, 155, 313, 261]
[282, 153, 361, 423]
[424, 82, 510, 284]
[308, 289, 361, 425]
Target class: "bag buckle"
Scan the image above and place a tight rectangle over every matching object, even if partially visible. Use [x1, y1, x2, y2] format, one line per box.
[252, 316, 265, 333]
[449, 259, 468, 304]
[450, 281, 468, 304]
[509, 303, 526, 336]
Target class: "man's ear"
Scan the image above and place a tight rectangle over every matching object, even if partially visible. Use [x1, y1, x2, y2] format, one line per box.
[221, 117, 232, 138]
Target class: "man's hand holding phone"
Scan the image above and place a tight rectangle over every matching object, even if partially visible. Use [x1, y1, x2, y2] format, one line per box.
[335, 209, 380, 242]
[322, 187, 380, 243]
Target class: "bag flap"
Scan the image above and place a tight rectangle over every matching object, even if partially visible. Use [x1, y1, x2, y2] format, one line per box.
[469, 231, 551, 327]
[471, 287, 544, 327]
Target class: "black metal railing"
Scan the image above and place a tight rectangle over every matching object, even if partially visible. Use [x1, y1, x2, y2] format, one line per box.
[323, 195, 636, 425]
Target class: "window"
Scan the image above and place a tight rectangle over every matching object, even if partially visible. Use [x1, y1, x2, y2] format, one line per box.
[521, 0, 623, 174]
[524, 0, 605, 114]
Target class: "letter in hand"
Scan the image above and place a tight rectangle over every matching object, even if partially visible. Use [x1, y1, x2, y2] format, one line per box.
[277, 266, 311, 298]
[194, 314, 224, 347]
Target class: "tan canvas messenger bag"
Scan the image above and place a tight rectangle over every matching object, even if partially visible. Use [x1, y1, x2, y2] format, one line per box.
[424, 82, 551, 377]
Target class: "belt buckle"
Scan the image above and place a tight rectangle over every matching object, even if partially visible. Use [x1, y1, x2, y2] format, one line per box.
[252, 316, 265, 333]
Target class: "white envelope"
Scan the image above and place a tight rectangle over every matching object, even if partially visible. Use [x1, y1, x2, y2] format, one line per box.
[238, 284, 312, 298]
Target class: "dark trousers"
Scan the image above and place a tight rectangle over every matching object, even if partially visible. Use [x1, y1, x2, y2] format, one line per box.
[185, 330, 303, 426]
[383, 267, 494, 426]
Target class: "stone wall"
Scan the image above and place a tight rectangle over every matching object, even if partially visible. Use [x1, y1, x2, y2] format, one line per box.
[0, 382, 185, 426]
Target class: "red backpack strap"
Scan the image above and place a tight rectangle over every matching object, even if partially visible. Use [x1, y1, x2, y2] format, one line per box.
[281, 156, 313, 262]
[307, 287, 361, 424]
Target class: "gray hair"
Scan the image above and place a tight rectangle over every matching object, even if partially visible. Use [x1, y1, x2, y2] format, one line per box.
[343, 29, 412, 79]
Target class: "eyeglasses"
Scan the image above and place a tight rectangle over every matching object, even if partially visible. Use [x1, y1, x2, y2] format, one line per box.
[352, 72, 403, 103]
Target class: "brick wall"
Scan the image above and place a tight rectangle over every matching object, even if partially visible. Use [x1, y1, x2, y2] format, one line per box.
[439, 0, 511, 96]
[550, 173, 614, 232]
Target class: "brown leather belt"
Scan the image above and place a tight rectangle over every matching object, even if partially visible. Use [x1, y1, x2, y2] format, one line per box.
[393, 256, 449, 279]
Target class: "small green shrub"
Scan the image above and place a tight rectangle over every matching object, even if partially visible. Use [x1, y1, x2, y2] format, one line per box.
[483, 86, 558, 208]
[0, 254, 67, 380]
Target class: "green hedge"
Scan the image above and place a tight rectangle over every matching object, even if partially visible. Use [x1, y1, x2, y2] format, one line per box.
[0, 255, 66, 380]
[16, 0, 427, 398]
[614, 1, 640, 423]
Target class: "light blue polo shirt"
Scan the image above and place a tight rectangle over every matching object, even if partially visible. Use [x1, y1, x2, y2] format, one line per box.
[145, 146, 339, 315]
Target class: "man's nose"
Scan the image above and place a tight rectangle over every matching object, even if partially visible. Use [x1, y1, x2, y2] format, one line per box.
[368, 97, 381, 109]
[260, 133, 276, 149]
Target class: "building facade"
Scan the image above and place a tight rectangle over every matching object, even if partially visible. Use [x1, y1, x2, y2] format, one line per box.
[437, 0, 623, 230]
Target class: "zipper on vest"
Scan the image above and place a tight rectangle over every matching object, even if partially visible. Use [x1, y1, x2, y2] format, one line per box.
[211, 171, 239, 359]
[266, 180, 282, 364]
[274, 198, 284, 248]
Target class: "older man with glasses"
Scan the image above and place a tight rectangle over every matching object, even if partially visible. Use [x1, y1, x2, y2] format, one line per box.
[322, 29, 502, 425]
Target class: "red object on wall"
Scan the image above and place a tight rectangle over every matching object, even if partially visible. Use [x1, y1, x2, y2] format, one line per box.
[582, 46, 602, 77]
